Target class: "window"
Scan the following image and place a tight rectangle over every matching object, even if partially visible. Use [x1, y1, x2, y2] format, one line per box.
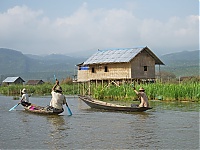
[144, 66, 147, 71]
[92, 67, 95, 73]
[104, 66, 108, 72]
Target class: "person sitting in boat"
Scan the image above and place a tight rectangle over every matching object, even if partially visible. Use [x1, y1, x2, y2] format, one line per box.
[48, 80, 68, 113]
[133, 87, 149, 108]
[21, 88, 31, 107]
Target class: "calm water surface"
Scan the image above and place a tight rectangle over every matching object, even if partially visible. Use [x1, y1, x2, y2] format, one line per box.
[0, 95, 199, 149]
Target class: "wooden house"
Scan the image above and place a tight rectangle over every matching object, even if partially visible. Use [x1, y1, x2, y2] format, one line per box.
[77, 46, 164, 83]
[26, 80, 44, 85]
[2, 77, 25, 85]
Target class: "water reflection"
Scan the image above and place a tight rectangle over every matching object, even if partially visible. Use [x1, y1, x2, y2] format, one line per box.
[128, 112, 161, 149]
[106, 99, 199, 112]
[134, 112, 151, 120]
[45, 115, 69, 149]
[47, 115, 66, 127]
[150, 100, 200, 112]
[20, 113, 32, 133]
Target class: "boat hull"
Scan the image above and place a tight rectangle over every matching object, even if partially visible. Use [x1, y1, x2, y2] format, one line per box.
[79, 95, 152, 112]
[23, 104, 63, 115]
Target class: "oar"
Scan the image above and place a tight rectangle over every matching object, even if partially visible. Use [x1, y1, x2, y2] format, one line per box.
[54, 74, 57, 81]
[66, 103, 72, 116]
[54, 75, 72, 116]
[9, 90, 34, 112]
[9, 103, 21, 111]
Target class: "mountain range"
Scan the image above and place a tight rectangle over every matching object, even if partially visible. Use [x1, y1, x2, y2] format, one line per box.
[159, 50, 199, 77]
[0, 48, 199, 82]
[0, 48, 85, 81]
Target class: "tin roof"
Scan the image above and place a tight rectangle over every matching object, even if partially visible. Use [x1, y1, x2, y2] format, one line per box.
[26, 80, 44, 85]
[3, 77, 25, 83]
[83, 46, 164, 65]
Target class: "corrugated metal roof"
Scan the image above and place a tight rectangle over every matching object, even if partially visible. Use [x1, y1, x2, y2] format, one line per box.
[26, 80, 44, 85]
[83, 47, 145, 65]
[3, 77, 24, 82]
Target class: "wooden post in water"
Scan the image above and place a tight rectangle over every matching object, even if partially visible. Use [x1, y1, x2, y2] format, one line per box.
[88, 81, 91, 95]
[96, 79, 97, 88]
[78, 82, 80, 95]
[159, 64, 161, 82]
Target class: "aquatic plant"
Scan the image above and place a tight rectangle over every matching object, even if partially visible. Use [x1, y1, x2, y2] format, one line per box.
[0, 82, 199, 102]
[90, 82, 200, 102]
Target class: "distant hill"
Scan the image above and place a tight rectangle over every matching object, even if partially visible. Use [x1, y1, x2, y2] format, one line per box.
[159, 50, 199, 77]
[0, 48, 199, 82]
[0, 48, 29, 74]
[0, 48, 85, 81]
[24, 53, 84, 73]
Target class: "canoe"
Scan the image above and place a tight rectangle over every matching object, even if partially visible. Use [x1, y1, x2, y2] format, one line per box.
[22, 103, 63, 115]
[79, 95, 152, 112]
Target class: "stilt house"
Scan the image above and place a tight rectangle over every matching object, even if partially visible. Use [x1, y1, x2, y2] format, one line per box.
[77, 46, 164, 83]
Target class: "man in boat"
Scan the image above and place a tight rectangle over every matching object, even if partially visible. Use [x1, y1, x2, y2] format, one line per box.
[133, 87, 149, 108]
[48, 79, 68, 113]
[21, 88, 31, 107]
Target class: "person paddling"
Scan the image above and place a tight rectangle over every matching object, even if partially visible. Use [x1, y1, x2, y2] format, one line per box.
[133, 87, 149, 107]
[48, 79, 69, 113]
[21, 88, 31, 107]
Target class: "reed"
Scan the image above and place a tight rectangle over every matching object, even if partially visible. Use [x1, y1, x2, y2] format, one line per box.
[0, 83, 79, 96]
[0, 82, 199, 102]
[91, 82, 200, 102]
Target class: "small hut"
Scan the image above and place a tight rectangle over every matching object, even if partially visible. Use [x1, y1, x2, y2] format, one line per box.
[26, 80, 44, 85]
[2, 77, 25, 85]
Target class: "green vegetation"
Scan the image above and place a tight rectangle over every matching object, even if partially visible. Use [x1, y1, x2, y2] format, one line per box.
[0, 82, 79, 96]
[0, 80, 199, 102]
[90, 82, 199, 102]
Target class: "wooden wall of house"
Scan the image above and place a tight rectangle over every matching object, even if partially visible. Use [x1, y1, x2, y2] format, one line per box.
[77, 70, 89, 82]
[131, 50, 155, 79]
[15, 78, 24, 84]
[77, 63, 131, 82]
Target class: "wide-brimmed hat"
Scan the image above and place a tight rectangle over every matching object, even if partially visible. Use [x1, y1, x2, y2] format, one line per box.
[139, 87, 145, 91]
[22, 88, 27, 93]
[55, 86, 62, 92]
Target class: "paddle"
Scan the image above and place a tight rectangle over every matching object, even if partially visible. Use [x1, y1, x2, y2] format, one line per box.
[66, 103, 72, 116]
[9, 89, 35, 112]
[9, 102, 21, 111]
[54, 75, 72, 116]
[54, 75, 57, 81]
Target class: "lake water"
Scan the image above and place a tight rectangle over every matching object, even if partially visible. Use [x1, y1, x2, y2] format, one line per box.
[0, 95, 199, 149]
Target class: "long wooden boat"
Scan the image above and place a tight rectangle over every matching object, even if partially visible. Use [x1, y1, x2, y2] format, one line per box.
[22, 103, 63, 115]
[79, 95, 152, 112]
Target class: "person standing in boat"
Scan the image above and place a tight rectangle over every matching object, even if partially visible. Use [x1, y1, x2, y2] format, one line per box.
[133, 87, 149, 107]
[49, 79, 68, 113]
[21, 88, 31, 107]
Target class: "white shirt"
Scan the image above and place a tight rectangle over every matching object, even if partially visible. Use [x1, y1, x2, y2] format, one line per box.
[50, 91, 66, 110]
[21, 93, 29, 102]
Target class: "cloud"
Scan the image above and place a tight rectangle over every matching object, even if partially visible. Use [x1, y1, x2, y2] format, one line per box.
[0, 4, 198, 55]
[139, 15, 199, 53]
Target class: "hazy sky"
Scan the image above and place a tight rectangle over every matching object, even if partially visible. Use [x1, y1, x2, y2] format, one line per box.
[0, 0, 199, 56]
